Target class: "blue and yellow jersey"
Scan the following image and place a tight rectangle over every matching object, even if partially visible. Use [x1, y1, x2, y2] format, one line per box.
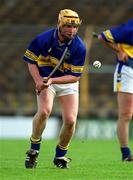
[23, 28, 86, 78]
[100, 19, 133, 62]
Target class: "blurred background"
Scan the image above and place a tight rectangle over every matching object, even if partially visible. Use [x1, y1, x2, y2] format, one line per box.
[0, 0, 133, 139]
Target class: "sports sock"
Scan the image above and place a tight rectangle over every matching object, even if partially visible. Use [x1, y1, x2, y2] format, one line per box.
[55, 144, 68, 158]
[30, 136, 41, 151]
[121, 147, 131, 160]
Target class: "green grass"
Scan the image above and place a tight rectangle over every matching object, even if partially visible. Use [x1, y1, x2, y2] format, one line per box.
[0, 139, 133, 180]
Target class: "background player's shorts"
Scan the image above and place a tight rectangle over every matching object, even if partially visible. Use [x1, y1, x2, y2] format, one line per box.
[114, 64, 133, 93]
[48, 81, 79, 97]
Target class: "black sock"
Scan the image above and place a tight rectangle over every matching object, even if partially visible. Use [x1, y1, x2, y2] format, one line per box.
[30, 136, 41, 151]
[121, 147, 131, 160]
[55, 144, 68, 158]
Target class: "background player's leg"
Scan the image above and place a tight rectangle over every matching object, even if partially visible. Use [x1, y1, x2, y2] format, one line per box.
[117, 92, 133, 160]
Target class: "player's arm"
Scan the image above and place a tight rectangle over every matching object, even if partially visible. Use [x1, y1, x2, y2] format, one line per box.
[98, 35, 128, 62]
[98, 34, 120, 52]
[23, 37, 48, 94]
[98, 31, 128, 62]
[28, 63, 47, 94]
[49, 75, 80, 84]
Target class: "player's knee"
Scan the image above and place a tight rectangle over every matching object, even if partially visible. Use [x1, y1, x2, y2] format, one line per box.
[119, 112, 132, 122]
[38, 108, 51, 119]
[65, 115, 76, 127]
[125, 114, 132, 121]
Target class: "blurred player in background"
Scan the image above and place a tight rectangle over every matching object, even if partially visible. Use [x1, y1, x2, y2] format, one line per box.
[98, 19, 133, 161]
[23, 9, 86, 168]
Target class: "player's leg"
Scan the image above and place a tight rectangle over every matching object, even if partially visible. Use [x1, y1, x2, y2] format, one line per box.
[25, 88, 55, 168]
[59, 93, 78, 146]
[114, 64, 133, 161]
[117, 92, 133, 161]
[32, 88, 55, 138]
[53, 93, 78, 168]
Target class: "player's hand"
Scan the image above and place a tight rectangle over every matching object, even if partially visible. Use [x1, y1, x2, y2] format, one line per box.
[117, 50, 128, 62]
[43, 77, 48, 83]
[43, 78, 53, 86]
[35, 79, 47, 95]
[35, 78, 53, 95]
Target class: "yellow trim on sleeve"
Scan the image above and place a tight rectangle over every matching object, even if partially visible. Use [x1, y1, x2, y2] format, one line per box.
[103, 30, 114, 43]
[25, 50, 38, 62]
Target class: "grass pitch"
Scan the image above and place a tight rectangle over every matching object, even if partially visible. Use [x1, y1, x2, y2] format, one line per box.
[0, 139, 133, 180]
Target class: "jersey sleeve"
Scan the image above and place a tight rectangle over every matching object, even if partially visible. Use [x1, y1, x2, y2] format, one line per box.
[23, 37, 41, 64]
[100, 24, 126, 44]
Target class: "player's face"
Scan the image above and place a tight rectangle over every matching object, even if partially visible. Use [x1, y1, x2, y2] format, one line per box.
[60, 24, 79, 41]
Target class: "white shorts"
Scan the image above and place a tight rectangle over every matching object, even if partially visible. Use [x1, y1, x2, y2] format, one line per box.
[48, 81, 79, 97]
[114, 64, 133, 93]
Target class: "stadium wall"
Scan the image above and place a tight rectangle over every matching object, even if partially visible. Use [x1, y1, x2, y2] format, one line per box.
[0, 117, 118, 139]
